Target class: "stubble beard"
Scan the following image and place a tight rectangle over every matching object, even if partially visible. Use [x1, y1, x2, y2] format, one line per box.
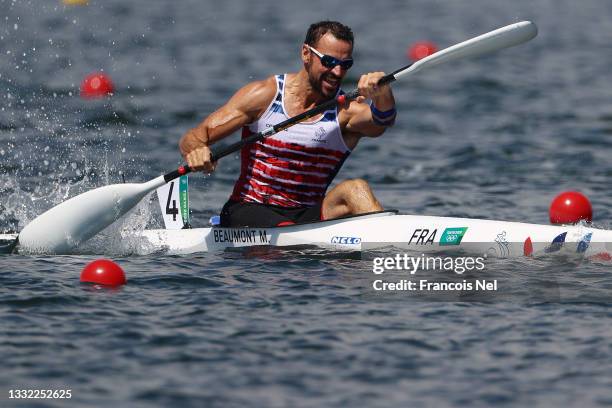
[308, 71, 340, 99]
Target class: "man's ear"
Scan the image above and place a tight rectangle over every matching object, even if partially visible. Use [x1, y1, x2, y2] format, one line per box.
[301, 44, 310, 65]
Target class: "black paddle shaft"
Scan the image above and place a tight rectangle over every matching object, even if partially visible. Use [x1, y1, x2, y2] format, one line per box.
[162, 67, 409, 184]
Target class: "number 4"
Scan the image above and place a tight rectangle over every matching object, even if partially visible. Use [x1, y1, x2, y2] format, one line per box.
[165, 182, 179, 221]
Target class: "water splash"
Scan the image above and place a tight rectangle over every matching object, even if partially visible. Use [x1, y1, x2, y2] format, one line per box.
[80, 192, 160, 256]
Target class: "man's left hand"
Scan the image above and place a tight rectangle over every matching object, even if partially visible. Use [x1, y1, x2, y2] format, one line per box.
[356, 72, 391, 101]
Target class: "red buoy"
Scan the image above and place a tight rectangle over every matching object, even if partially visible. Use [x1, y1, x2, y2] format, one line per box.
[549, 191, 593, 225]
[80, 72, 114, 99]
[591, 252, 612, 262]
[80, 259, 126, 286]
[408, 41, 438, 61]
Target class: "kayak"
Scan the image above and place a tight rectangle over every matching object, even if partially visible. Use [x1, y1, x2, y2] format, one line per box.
[136, 211, 612, 257]
[3, 211, 611, 257]
[104, 210, 612, 257]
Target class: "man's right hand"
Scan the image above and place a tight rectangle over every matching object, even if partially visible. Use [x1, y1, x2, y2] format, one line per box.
[183, 145, 217, 173]
[180, 128, 217, 173]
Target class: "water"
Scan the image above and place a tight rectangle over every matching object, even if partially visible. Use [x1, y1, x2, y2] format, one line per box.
[2, 0, 612, 406]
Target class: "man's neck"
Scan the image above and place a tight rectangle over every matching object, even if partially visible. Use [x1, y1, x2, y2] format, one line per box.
[285, 70, 330, 111]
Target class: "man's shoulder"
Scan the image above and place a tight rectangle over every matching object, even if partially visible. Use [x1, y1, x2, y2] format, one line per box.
[236, 75, 277, 106]
[244, 75, 277, 93]
[228, 75, 279, 119]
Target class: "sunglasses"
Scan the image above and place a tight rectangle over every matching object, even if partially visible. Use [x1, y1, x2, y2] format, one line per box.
[307, 45, 354, 70]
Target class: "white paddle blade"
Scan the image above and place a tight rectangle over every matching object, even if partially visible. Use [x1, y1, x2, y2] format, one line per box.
[396, 21, 538, 79]
[18, 176, 166, 254]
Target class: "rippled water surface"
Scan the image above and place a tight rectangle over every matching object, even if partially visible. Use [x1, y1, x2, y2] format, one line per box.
[2, 1, 612, 406]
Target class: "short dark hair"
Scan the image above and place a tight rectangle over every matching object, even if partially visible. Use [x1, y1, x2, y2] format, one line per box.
[304, 21, 354, 47]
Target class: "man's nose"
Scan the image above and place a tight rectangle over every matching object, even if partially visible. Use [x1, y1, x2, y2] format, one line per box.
[330, 64, 343, 76]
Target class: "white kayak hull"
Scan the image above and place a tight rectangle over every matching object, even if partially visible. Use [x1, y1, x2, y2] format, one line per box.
[137, 212, 612, 258]
[3, 211, 611, 257]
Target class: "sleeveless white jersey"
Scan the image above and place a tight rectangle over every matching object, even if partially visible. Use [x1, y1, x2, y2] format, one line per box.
[230, 74, 351, 207]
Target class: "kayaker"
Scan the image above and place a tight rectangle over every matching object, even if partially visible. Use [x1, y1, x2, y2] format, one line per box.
[179, 20, 396, 227]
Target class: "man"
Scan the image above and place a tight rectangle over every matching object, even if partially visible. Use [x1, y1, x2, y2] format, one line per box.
[180, 21, 396, 227]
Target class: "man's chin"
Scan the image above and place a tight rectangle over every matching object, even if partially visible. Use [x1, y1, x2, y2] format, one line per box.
[321, 84, 339, 98]
[311, 77, 339, 98]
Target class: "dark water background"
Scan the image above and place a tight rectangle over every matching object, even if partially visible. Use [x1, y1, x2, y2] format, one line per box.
[2, 0, 612, 406]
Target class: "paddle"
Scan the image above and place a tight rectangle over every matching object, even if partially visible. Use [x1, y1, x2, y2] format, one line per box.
[18, 21, 537, 253]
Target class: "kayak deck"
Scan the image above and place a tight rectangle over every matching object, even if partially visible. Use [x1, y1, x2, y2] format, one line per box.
[136, 212, 612, 258]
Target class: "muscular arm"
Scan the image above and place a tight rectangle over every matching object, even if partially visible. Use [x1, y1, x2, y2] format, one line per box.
[179, 76, 276, 171]
[339, 72, 396, 148]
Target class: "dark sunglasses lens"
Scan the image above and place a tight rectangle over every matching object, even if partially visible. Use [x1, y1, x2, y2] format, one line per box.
[320, 55, 337, 69]
[340, 59, 353, 70]
[321, 55, 353, 70]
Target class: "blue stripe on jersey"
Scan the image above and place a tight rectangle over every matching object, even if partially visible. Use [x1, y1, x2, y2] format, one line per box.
[278, 74, 285, 91]
[321, 111, 336, 122]
[270, 102, 284, 113]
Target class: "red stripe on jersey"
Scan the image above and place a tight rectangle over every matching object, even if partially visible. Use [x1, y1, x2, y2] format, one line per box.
[244, 181, 320, 206]
[248, 177, 323, 197]
[250, 161, 330, 185]
[254, 143, 342, 167]
[252, 152, 337, 173]
[248, 169, 327, 193]
[262, 137, 347, 159]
